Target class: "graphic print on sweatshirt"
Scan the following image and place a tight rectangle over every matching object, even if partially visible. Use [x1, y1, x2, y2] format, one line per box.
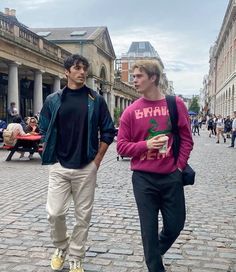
[134, 104, 172, 161]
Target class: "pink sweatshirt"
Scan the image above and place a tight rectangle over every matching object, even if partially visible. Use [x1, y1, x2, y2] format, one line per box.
[117, 96, 193, 174]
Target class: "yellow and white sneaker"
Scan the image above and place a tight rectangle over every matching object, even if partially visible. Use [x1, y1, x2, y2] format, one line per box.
[69, 260, 84, 272]
[50, 248, 67, 271]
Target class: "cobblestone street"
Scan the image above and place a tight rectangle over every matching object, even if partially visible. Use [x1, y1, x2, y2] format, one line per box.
[0, 129, 235, 272]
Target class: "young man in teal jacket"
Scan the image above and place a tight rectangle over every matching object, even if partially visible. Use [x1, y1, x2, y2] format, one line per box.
[39, 54, 115, 272]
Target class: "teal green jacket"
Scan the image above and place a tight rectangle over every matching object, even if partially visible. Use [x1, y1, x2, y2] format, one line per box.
[39, 87, 115, 165]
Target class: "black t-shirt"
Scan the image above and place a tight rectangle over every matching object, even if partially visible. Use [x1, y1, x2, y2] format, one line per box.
[56, 86, 88, 169]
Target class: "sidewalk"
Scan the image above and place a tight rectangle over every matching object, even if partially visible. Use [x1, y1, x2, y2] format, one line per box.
[0, 129, 235, 272]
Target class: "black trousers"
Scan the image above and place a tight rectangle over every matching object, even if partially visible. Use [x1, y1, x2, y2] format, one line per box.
[132, 170, 186, 272]
[193, 125, 199, 135]
[231, 131, 236, 147]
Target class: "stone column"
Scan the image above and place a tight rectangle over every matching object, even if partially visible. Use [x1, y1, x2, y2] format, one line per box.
[110, 88, 115, 120]
[117, 96, 120, 109]
[33, 70, 43, 115]
[121, 98, 125, 111]
[125, 99, 128, 108]
[8, 62, 20, 113]
[53, 76, 61, 92]
[87, 77, 96, 90]
[107, 92, 111, 112]
[103, 92, 108, 104]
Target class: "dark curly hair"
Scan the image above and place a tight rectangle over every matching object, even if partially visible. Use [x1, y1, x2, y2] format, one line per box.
[64, 54, 89, 71]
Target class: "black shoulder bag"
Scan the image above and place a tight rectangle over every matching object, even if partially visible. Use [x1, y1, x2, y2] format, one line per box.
[166, 95, 195, 186]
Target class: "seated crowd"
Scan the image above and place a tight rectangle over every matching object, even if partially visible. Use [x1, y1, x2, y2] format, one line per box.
[1, 115, 40, 160]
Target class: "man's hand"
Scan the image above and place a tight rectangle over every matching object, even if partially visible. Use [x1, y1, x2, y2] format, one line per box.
[93, 153, 103, 169]
[146, 134, 166, 150]
[93, 142, 109, 170]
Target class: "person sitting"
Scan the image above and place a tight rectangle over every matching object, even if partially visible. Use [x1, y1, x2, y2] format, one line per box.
[3, 115, 35, 160]
[25, 117, 40, 159]
[25, 117, 39, 135]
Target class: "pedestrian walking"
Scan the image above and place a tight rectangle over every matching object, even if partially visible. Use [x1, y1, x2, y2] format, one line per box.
[39, 54, 115, 272]
[228, 111, 236, 148]
[193, 116, 200, 136]
[215, 114, 226, 144]
[207, 115, 214, 137]
[117, 60, 194, 272]
[224, 115, 232, 138]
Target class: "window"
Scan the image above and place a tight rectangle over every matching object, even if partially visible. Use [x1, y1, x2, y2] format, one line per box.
[128, 61, 134, 69]
[129, 73, 134, 82]
[139, 42, 145, 49]
[36, 31, 51, 37]
[70, 31, 87, 36]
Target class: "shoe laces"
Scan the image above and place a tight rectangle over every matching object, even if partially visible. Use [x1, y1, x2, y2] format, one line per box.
[69, 260, 82, 269]
[55, 248, 66, 258]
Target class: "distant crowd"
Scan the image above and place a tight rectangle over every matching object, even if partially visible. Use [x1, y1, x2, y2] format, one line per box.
[190, 111, 236, 148]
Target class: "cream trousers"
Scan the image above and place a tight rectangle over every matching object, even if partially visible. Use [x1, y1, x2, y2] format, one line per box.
[46, 161, 97, 260]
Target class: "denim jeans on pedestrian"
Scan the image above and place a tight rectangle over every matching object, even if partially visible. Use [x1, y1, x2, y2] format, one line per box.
[132, 170, 186, 272]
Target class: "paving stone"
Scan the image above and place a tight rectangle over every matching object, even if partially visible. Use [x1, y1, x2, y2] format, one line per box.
[0, 133, 236, 271]
[10, 264, 36, 271]
[203, 262, 230, 270]
[88, 247, 108, 253]
[83, 263, 102, 271]
[109, 248, 134, 255]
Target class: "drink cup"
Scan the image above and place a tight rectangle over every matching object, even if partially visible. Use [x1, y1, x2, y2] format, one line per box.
[158, 135, 169, 154]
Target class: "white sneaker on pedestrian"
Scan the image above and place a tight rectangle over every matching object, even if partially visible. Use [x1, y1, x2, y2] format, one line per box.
[69, 260, 84, 272]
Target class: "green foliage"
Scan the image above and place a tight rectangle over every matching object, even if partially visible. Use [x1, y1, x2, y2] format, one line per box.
[114, 107, 122, 126]
[188, 96, 200, 114]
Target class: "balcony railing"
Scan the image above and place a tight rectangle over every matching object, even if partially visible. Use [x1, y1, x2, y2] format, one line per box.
[0, 12, 71, 62]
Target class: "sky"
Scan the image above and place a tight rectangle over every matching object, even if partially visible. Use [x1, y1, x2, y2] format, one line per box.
[0, 0, 230, 95]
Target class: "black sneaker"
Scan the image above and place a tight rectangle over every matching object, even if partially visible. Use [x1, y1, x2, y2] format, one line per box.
[224, 138, 226, 143]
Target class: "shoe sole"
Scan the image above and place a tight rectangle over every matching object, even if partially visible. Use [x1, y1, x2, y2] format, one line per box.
[51, 266, 64, 271]
[51, 262, 64, 271]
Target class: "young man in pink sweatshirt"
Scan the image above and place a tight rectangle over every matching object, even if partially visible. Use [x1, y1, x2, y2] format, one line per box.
[117, 60, 193, 272]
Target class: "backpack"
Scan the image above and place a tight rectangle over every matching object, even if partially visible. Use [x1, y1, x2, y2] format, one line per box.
[208, 119, 214, 126]
[3, 124, 17, 146]
[165, 95, 195, 186]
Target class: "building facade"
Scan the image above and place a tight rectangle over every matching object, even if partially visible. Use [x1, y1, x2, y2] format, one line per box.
[0, 8, 70, 120]
[0, 8, 139, 121]
[119, 41, 171, 94]
[30, 26, 117, 114]
[207, 0, 236, 116]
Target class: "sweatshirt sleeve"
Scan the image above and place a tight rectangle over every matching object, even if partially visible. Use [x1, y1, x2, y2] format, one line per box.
[117, 108, 148, 158]
[176, 97, 194, 170]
